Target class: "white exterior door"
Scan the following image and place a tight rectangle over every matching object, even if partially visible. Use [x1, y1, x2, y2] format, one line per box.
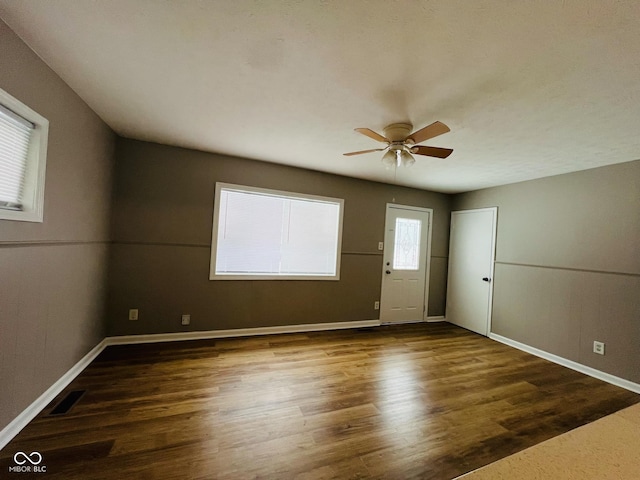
[380, 204, 432, 323]
[446, 208, 497, 336]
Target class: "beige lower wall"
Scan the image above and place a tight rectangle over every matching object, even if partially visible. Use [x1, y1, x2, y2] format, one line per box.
[0, 243, 109, 429]
[492, 263, 640, 383]
[428, 256, 448, 316]
[454, 160, 640, 384]
[107, 244, 387, 335]
[107, 139, 451, 335]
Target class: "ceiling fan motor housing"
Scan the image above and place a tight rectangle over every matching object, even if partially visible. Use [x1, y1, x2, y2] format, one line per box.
[383, 123, 413, 142]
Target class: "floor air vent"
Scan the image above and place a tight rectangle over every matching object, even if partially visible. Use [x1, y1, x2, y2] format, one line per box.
[49, 390, 86, 416]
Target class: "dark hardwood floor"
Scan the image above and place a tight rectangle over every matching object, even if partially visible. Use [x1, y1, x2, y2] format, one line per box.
[1, 323, 638, 479]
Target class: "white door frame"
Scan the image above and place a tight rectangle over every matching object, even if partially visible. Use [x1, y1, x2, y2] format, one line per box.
[447, 207, 497, 335]
[485, 208, 497, 334]
[380, 203, 433, 323]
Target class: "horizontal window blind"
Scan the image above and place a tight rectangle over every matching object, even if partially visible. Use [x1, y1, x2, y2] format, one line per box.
[214, 187, 342, 277]
[0, 103, 34, 210]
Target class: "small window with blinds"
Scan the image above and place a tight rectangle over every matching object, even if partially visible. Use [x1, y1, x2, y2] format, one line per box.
[210, 183, 344, 280]
[0, 88, 49, 223]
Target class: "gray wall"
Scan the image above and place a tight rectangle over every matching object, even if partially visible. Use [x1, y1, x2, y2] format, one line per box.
[0, 20, 114, 431]
[107, 139, 451, 335]
[453, 160, 640, 383]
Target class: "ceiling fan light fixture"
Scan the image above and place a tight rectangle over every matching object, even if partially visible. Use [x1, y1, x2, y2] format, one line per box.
[400, 150, 415, 167]
[345, 120, 453, 167]
[381, 149, 396, 169]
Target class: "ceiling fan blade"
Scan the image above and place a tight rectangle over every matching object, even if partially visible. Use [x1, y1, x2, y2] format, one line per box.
[412, 145, 454, 159]
[343, 148, 386, 156]
[354, 128, 389, 143]
[408, 121, 450, 144]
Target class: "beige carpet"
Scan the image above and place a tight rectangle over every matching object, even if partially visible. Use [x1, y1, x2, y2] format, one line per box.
[457, 403, 640, 479]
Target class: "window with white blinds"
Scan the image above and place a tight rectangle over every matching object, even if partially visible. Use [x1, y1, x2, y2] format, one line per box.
[210, 183, 344, 280]
[0, 88, 48, 223]
[0, 104, 34, 210]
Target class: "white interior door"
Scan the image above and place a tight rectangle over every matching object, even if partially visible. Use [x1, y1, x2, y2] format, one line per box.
[380, 204, 432, 323]
[446, 208, 497, 335]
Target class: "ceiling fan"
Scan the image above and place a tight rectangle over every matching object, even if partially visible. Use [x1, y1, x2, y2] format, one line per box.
[344, 121, 453, 168]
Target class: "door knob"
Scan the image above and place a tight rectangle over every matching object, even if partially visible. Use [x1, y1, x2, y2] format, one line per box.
[482, 277, 491, 282]
[386, 270, 391, 274]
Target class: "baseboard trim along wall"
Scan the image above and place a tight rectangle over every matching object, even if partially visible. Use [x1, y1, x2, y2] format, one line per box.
[107, 319, 381, 345]
[4, 321, 637, 452]
[0, 339, 108, 451]
[489, 333, 640, 394]
[426, 316, 446, 322]
[0, 319, 380, 450]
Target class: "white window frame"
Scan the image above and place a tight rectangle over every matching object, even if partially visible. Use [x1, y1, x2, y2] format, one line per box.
[210, 183, 344, 281]
[0, 88, 49, 223]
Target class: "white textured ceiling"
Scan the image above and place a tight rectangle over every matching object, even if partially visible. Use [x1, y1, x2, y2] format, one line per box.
[1, 1, 640, 193]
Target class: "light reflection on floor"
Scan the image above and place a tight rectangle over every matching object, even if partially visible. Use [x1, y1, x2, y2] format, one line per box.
[376, 354, 428, 435]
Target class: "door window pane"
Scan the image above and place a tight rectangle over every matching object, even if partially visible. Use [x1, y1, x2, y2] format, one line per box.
[393, 218, 421, 270]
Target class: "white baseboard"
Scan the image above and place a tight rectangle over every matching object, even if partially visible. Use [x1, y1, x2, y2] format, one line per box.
[489, 333, 640, 394]
[106, 319, 381, 345]
[0, 338, 108, 451]
[0, 319, 381, 451]
[426, 316, 446, 322]
[7, 323, 634, 453]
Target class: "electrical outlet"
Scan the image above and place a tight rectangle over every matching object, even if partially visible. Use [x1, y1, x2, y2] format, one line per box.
[181, 314, 191, 326]
[593, 341, 605, 355]
[378, 242, 384, 251]
[128, 309, 138, 321]
[374, 301, 380, 310]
